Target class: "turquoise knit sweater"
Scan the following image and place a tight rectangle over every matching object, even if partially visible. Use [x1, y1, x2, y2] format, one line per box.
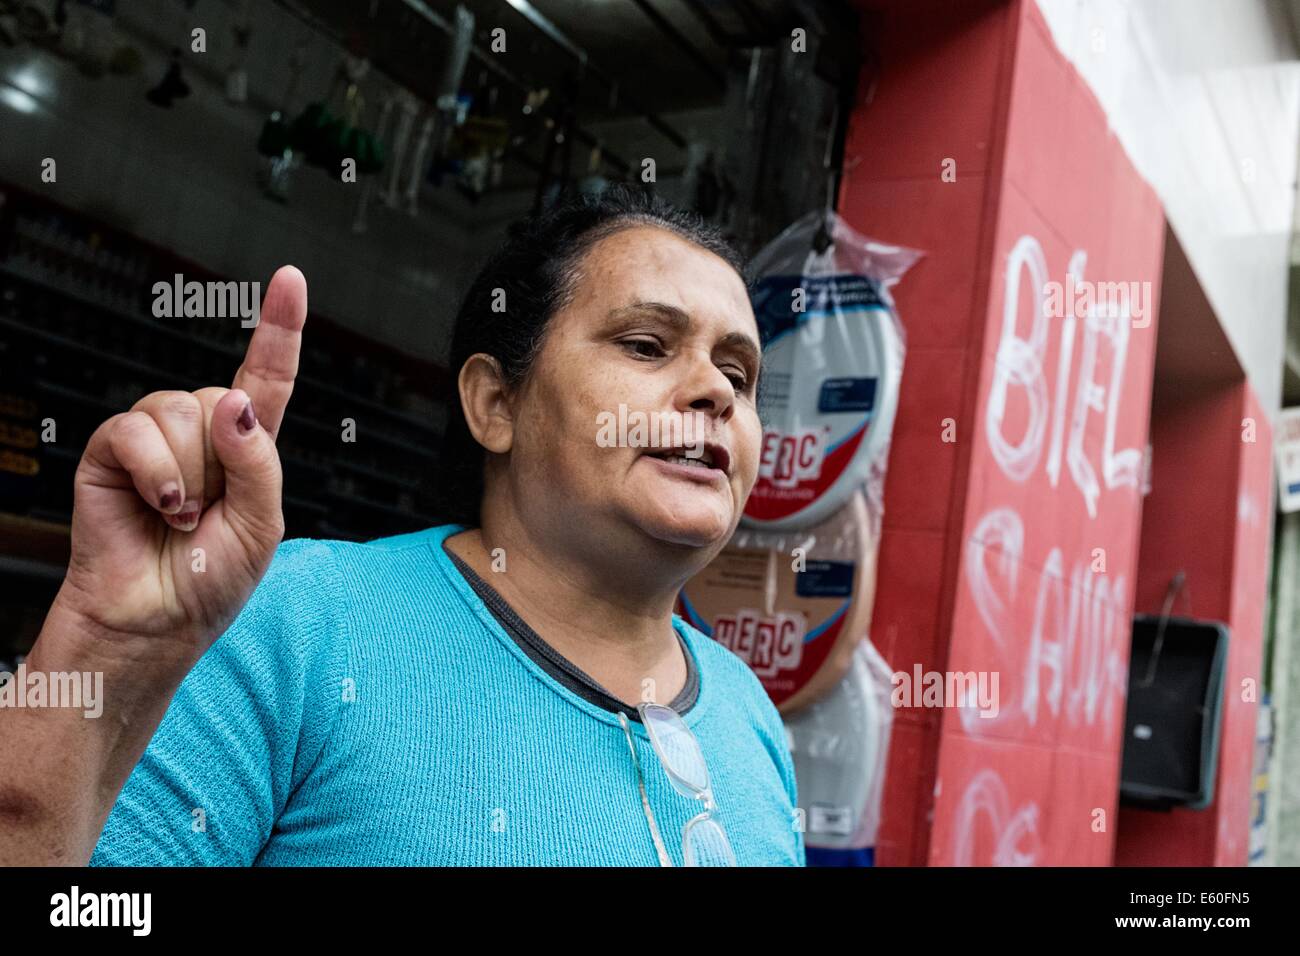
[89, 524, 805, 866]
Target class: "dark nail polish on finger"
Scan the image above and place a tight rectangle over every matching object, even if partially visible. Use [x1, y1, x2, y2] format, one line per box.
[237, 400, 257, 433]
[169, 502, 201, 532]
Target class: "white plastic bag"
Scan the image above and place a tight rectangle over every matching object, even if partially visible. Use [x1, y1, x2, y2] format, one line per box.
[784, 637, 896, 864]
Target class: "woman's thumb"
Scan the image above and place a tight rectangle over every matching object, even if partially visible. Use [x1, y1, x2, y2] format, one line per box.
[209, 388, 285, 548]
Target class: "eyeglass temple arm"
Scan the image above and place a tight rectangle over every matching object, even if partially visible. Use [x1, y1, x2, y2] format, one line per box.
[620, 712, 674, 867]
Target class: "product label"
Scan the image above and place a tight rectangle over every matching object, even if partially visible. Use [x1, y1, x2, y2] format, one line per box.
[818, 377, 877, 414]
[711, 609, 804, 679]
[756, 426, 828, 489]
[809, 804, 855, 836]
[795, 560, 855, 599]
[750, 274, 889, 346]
[746, 423, 868, 520]
[677, 547, 858, 707]
[743, 273, 893, 527]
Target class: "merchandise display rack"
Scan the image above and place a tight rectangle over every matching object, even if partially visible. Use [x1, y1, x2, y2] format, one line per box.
[0, 182, 449, 655]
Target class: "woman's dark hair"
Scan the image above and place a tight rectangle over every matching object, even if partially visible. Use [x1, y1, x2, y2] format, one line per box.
[434, 183, 747, 526]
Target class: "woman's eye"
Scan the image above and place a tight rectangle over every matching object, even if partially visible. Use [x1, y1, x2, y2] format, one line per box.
[724, 370, 749, 391]
[623, 338, 664, 358]
[723, 364, 755, 391]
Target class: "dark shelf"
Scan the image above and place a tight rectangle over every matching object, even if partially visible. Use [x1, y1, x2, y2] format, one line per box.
[0, 183, 450, 576]
[0, 261, 444, 436]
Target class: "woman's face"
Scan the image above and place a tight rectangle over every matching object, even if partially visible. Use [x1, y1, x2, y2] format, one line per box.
[506, 224, 762, 554]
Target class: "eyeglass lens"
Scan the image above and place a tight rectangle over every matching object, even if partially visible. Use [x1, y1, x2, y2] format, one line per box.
[684, 815, 738, 867]
[641, 703, 709, 795]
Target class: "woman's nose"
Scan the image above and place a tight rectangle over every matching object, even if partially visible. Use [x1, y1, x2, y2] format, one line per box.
[679, 356, 734, 419]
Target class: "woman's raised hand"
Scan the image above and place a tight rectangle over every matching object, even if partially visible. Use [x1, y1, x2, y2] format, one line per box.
[53, 265, 307, 666]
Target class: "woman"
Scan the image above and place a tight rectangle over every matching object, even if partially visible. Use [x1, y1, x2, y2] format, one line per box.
[0, 186, 804, 866]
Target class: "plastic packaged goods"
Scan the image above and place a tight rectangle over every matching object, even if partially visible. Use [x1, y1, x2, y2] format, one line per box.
[784, 638, 896, 866]
[677, 212, 919, 860]
[679, 211, 919, 714]
[677, 488, 877, 715]
[742, 209, 919, 533]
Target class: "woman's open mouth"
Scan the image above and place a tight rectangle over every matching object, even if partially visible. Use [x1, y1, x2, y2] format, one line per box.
[642, 443, 731, 483]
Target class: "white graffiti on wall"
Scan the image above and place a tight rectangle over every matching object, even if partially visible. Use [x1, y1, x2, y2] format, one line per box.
[949, 234, 1141, 866]
[985, 237, 1143, 517]
[962, 508, 1128, 736]
[959, 233, 1140, 739]
[951, 769, 1041, 866]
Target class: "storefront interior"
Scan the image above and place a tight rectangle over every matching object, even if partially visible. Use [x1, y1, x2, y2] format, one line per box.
[0, 0, 860, 658]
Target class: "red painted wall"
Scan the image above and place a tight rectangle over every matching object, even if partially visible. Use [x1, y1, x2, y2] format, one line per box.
[1221, 387, 1275, 865]
[844, 0, 1169, 864]
[1116, 245, 1276, 865]
[926, 0, 1164, 866]
[840, 0, 1020, 866]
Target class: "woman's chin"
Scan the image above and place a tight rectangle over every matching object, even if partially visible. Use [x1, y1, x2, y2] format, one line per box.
[632, 500, 736, 550]
[617, 463, 743, 549]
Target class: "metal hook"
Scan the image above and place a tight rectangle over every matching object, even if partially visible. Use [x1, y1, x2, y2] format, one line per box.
[1138, 571, 1189, 688]
[812, 97, 843, 255]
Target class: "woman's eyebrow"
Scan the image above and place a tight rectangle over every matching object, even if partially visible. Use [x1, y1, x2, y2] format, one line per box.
[716, 331, 762, 368]
[607, 300, 690, 330]
[607, 301, 761, 365]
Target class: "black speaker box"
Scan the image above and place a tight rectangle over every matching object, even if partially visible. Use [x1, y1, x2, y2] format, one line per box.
[1119, 614, 1229, 811]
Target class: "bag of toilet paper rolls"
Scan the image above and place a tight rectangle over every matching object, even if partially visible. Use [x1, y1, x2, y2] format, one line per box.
[676, 488, 878, 714]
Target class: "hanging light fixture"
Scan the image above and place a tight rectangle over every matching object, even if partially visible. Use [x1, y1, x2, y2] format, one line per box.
[145, 47, 190, 108]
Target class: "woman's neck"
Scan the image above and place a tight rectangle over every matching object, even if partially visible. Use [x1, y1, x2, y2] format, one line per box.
[442, 516, 690, 709]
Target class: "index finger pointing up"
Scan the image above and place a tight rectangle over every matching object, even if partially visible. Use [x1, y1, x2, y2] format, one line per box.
[231, 265, 307, 441]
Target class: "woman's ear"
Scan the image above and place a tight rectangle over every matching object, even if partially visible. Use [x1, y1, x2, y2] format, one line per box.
[458, 353, 515, 454]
